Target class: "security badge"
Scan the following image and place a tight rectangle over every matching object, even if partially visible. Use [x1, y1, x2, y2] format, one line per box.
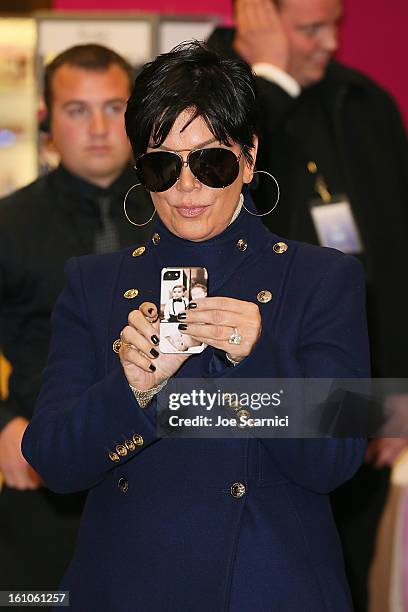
[308, 163, 364, 255]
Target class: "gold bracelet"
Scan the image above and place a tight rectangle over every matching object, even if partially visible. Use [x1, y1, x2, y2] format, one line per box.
[129, 379, 168, 409]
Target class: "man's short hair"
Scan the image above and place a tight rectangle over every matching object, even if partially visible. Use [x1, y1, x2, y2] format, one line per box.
[44, 43, 134, 112]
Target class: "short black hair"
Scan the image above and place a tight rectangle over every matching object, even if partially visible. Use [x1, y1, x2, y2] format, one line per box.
[44, 43, 134, 112]
[125, 41, 259, 164]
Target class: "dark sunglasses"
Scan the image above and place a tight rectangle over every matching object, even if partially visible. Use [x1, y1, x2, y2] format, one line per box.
[135, 147, 243, 192]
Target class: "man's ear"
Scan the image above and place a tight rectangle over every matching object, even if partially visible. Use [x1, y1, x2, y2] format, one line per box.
[39, 111, 51, 135]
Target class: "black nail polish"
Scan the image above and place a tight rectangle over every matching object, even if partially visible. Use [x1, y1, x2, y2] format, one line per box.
[177, 312, 187, 320]
[188, 302, 197, 309]
[149, 364, 156, 372]
[151, 334, 159, 345]
[150, 348, 159, 358]
[178, 323, 188, 330]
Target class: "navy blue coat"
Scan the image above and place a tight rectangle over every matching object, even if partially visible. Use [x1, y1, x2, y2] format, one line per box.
[23, 200, 370, 611]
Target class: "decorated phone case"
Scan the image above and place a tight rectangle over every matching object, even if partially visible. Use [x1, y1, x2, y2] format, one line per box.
[159, 267, 208, 354]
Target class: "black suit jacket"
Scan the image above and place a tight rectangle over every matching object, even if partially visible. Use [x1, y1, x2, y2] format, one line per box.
[0, 165, 153, 429]
[208, 27, 408, 378]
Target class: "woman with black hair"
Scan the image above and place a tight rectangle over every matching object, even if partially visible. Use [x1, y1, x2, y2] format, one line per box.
[23, 42, 369, 611]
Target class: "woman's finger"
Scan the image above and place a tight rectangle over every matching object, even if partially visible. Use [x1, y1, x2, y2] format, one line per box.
[128, 308, 160, 346]
[181, 331, 251, 357]
[180, 322, 259, 348]
[119, 342, 157, 373]
[179, 307, 259, 330]
[139, 301, 159, 324]
[187, 296, 259, 315]
[121, 325, 160, 363]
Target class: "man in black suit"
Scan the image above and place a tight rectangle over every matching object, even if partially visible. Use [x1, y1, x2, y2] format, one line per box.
[0, 44, 152, 592]
[208, 1, 408, 610]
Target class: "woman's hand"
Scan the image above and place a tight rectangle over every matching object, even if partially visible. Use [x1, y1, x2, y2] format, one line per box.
[177, 297, 262, 363]
[119, 302, 189, 391]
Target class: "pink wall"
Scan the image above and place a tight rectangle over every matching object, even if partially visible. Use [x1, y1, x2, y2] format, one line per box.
[337, 0, 408, 126]
[53, 0, 232, 20]
[53, 0, 408, 126]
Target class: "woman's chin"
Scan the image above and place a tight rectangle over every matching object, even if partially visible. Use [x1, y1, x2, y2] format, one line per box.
[168, 216, 226, 242]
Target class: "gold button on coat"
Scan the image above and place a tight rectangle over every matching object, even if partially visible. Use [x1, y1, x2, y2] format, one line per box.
[132, 246, 146, 257]
[125, 439, 136, 451]
[152, 232, 160, 245]
[112, 339, 122, 354]
[118, 477, 128, 493]
[116, 444, 128, 457]
[132, 433, 144, 446]
[231, 482, 246, 498]
[237, 238, 247, 252]
[273, 241, 288, 254]
[307, 161, 317, 174]
[108, 451, 120, 462]
[123, 288, 139, 299]
[222, 394, 239, 409]
[236, 409, 251, 419]
[257, 290, 272, 304]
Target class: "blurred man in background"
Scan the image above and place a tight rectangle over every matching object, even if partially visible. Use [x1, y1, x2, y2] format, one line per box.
[0, 43, 152, 592]
[209, 1, 408, 610]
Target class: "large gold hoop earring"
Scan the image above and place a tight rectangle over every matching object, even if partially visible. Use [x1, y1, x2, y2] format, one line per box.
[123, 183, 156, 227]
[243, 170, 280, 217]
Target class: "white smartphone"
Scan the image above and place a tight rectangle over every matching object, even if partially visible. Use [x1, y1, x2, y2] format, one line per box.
[159, 266, 208, 354]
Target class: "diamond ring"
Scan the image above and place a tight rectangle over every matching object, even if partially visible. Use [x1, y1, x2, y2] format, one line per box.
[228, 327, 242, 345]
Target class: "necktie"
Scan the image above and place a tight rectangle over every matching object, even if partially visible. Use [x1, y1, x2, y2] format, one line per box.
[94, 196, 120, 254]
